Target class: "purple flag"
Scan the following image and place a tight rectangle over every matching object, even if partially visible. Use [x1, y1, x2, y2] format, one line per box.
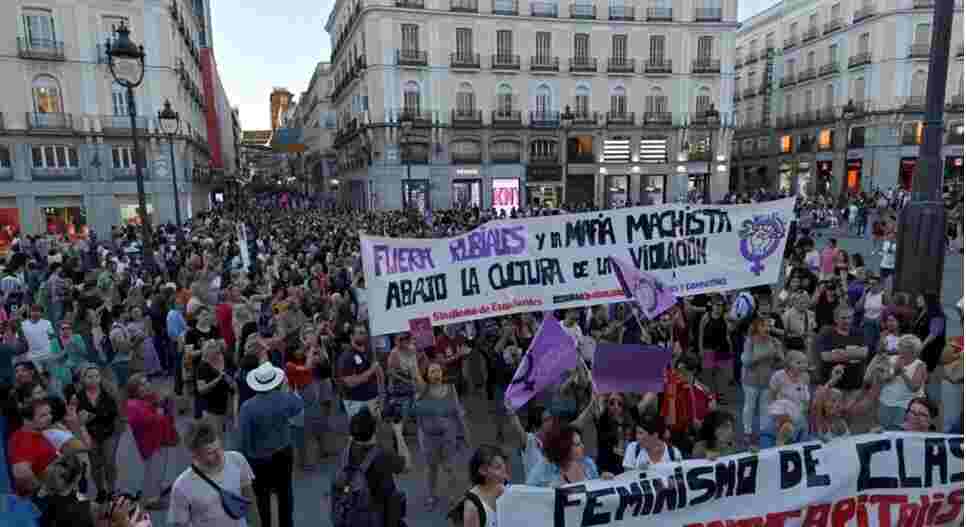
[610, 255, 676, 320]
[504, 317, 578, 410]
[592, 344, 671, 394]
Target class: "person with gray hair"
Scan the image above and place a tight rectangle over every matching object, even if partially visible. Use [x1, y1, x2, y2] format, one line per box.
[868, 334, 928, 430]
[815, 306, 868, 391]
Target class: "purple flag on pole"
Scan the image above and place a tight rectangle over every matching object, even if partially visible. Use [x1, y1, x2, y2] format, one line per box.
[609, 255, 676, 320]
[592, 344, 672, 394]
[504, 317, 578, 411]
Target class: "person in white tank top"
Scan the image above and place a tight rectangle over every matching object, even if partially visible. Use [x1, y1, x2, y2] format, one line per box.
[460, 446, 508, 527]
[859, 275, 889, 354]
[871, 335, 927, 431]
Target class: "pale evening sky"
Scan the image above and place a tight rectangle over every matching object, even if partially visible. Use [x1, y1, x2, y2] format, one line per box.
[212, 0, 777, 131]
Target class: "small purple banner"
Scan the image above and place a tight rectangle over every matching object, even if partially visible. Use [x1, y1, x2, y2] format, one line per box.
[504, 317, 578, 410]
[610, 255, 676, 320]
[592, 344, 671, 394]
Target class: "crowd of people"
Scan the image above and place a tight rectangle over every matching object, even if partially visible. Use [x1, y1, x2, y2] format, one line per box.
[0, 190, 961, 527]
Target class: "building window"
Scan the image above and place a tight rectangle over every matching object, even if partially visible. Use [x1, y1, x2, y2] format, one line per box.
[22, 9, 56, 47]
[456, 82, 475, 115]
[112, 146, 136, 169]
[697, 36, 713, 60]
[574, 86, 590, 115]
[913, 23, 930, 45]
[111, 83, 128, 116]
[535, 85, 551, 114]
[780, 135, 792, 153]
[649, 35, 665, 62]
[403, 81, 420, 114]
[496, 30, 513, 57]
[806, 50, 816, 69]
[32, 145, 78, 169]
[612, 35, 627, 60]
[825, 83, 835, 108]
[610, 87, 627, 114]
[401, 24, 419, 52]
[645, 91, 667, 113]
[455, 28, 473, 58]
[853, 77, 865, 103]
[858, 33, 870, 54]
[496, 84, 513, 114]
[536, 32, 551, 61]
[574, 34, 589, 59]
[830, 3, 840, 19]
[32, 76, 62, 114]
[0, 146, 11, 169]
[818, 129, 833, 150]
[695, 90, 711, 114]
[828, 43, 838, 64]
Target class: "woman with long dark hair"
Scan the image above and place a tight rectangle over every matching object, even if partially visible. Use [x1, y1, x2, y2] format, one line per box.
[914, 293, 946, 373]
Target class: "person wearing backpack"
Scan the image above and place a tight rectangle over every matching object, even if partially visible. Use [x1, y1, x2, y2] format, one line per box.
[448, 446, 508, 527]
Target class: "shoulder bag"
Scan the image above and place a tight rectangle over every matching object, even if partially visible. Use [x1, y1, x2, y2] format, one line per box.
[191, 464, 251, 520]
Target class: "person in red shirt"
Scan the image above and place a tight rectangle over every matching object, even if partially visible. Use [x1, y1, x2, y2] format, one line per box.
[9, 398, 58, 496]
[660, 354, 715, 456]
[215, 285, 240, 360]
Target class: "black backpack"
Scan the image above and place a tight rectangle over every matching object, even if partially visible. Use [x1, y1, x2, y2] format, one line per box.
[447, 491, 486, 527]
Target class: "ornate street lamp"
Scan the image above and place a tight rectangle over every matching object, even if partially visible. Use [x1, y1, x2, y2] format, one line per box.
[106, 21, 153, 263]
[400, 112, 414, 209]
[157, 99, 184, 241]
[842, 99, 857, 120]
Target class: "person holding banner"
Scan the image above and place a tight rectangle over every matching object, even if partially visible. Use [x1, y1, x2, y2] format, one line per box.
[526, 424, 613, 487]
[622, 412, 683, 472]
[691, 410, 738, 460]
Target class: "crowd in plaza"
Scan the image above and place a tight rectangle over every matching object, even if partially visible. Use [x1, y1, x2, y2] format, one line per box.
[0, 186, 962, 527]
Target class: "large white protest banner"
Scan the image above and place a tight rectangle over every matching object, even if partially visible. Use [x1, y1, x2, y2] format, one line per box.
[362, 198, 796, 335]
[499, 433, 963, 527]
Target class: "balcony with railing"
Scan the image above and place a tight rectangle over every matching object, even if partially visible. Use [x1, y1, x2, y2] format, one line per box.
[743, 86, 758, 98]
[798, 67, 817, 82]
[606, 111, 635, 125]
[783, 36, 799, 50]
[802, 25, 819, 42]
[900, 96, 926, 112]
[947, 94, 964, 112]
[529, 111, 561, 128]
[814, 106, 837, 124]
[694, 7, 722, 20]
[451, 0, 478, 11]
[824, 18, 843, 34]
[531, 55, 560, 71]
[643, 112, 672, 125]
[450, 52, 480, 69]
[398, 110, 436, 127]
[452, 151, 483, 164]
[853, 5, 876, 23]
[396, 49, 428, 66]
[607, 57, 636, 73]
[491, 150, 521, 163]
[569, 3, 596, 18]
[913, 0, 934, 7]
[451, 109, 483, 127]
[572, 111, 598, 125]
[780, 74, 797, 88]
[530, 1, 558, 16]
[843, 100, 869, 119]
[491, 54, 521, 70]
[493, 0, 519, 13]
[569, 56, 597, 72]
[530, 150, 560, 164]
[908, 43, 930, 58]
[775, 115, 795, 129]
[492, 110, 523, 127]
[692, 58, 721, 73]
[819, 62, 840, 77]
[17, 37, 66, 61]
[609, 5, 634, 20]
[848, 52, 871, 68]
[27, 112, 73, 132]
[646, 7, 673, 20]
[691, 112, 721, 126]
[395, 0, 425, 7]
[101, 115, 151, 134]
[644, 59, 672, 73]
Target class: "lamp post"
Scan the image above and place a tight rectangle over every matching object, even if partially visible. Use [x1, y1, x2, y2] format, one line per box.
[560, 106, 574, 206]
[157, 99, 183, 242]
[400, 113, 413, 210]
[705, 104, 720, 205]
[106, 21, 152, 265]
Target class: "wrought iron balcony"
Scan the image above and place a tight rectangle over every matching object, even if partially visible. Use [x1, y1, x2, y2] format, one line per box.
[450, 52, 481, 69]
[646, 7, 673, 20]
[530, 151, 560, 164]
[569, 3, 596, 18]
[606, 111, 635, 125]
[531, 56, 560, 71]
[395, 0, 425, 7]
[569, 56, 597, 72]
[491, 151, 521, 163]
[396, 49, 428, 66]
[815, 106, 838, 124]
[692, 58, 721, 73]
[530, 1, 558, 16]
[848, 52, 871, 68]
[451, 0, 478, 11]
[643, 112, 672, 125]
[607, 57, 636, 73]
[17, 37, 65, 60]
[798, 67, 817, 82]
[842, 100, 870, 119]
[609, 5, 634, 20]
[908, 43, 930, 59]
[491, 54, 521, 69]
[644, 59, 672, 73]
[492, 110, 523, 127]
[694, 7, 722, 20]
[775, 115, 795, 129]
[493, 0, 519, 14]
[398, 110, 436, 127]
[691, 112, 720, 126]
[451, 109, 483, 127]
[783, 36, 799, 50]
[913, 0, 934, 7]
[101, 115, 150, 134]
[824, 18, 843, 34]
[802, 26, 819, 42]
[900, 96, 926, 112]
[743, 87, 758, 98]
[819, 62, 840, 77]
[572, 111, 598, 125]
[452, 151, 482, 163]
[853, 5, 876, 23]
[780, 74, 797, 88]
[28, 112, 73, 131]
[569, 152, 596, 163]
[529, 111, 561, 128]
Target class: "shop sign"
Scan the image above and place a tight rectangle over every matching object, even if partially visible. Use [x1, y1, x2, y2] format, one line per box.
[456, 168, 479, 177]
[492, 178, 520, 215]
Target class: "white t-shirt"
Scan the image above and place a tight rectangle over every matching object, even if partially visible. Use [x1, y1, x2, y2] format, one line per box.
[622, 441, 681, 472]
[880, 241, 897, 270]
[768, 370, 810, 422]
[168, 451, 255, 527]
[22, 319, 54, 360]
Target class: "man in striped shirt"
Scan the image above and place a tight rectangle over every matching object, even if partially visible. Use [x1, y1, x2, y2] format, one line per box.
[0, 268, 24, 305]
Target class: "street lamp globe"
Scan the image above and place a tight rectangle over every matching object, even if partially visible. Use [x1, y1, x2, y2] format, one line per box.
[105, 21, 146, 88]
[158, 99, 181, 136]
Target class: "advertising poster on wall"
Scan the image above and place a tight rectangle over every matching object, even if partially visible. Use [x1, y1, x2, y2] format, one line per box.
[492, 178, 520, 216]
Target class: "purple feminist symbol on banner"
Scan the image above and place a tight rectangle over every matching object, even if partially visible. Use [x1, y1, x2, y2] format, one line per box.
[738, 213, 786, 275]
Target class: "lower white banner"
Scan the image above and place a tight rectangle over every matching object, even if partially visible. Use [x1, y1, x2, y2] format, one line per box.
[499, 433, 963, 527]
